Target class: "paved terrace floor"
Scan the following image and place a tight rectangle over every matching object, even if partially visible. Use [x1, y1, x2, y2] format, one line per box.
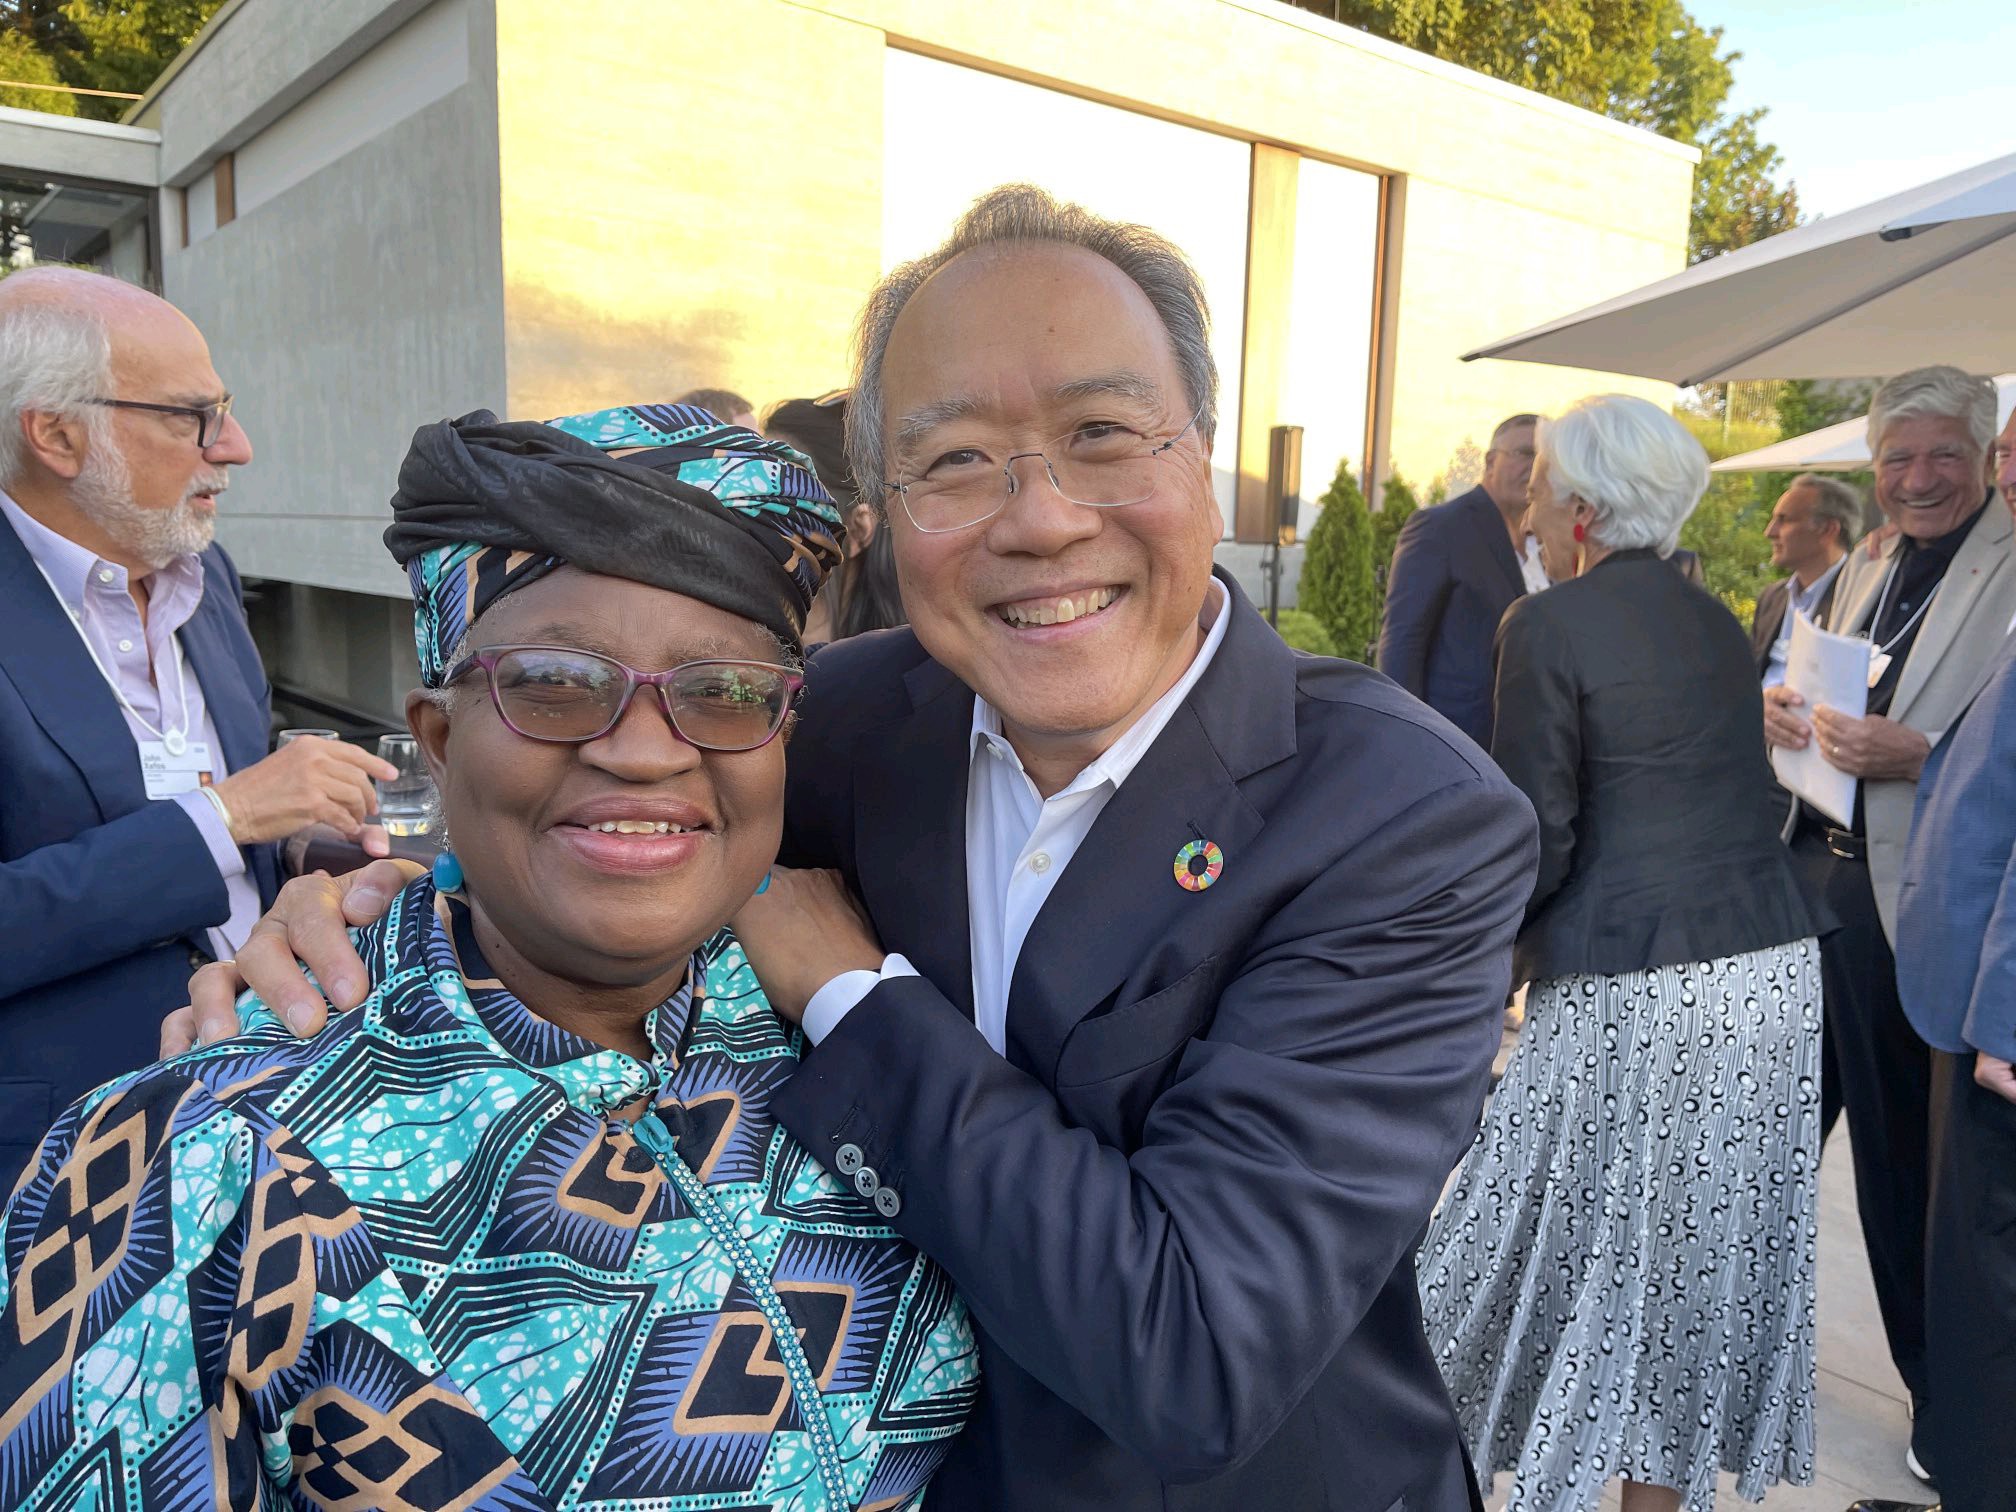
[1480, 1016, 1927, 1511]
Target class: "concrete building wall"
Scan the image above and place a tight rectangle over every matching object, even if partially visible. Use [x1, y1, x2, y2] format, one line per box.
[488, 0, 1689, 509]
[490, 0, 887, 426]
[83, 0, 1691, 712]
[160, 0, 506, 609]
[0, 106, 156, 188]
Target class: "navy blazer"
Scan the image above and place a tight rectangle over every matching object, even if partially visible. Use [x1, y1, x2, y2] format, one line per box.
[772, 572, 1538, 1511]
[0, 520, 280, 1189]
[1897, 631, 2016, 1063]
[1377, 487, 1527, 747]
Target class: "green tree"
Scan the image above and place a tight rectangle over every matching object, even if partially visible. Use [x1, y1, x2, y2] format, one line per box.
[1290, 0, 1798, 262]
[1372, 473, 1420, 601]
[1, 1, 223, 120]
[1674, 407, 1777, 623]
[0, 27, 77, 113]
[1271, 608, 1341, 658]
[1689, 107, 1800, 262]
[1298, 460, 1379, 663]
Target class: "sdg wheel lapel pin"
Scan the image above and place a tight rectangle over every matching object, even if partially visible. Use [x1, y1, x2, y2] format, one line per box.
[1173, 837, 1224, 893]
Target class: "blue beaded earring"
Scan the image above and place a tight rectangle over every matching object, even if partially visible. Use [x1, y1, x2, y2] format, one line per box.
[432, 850, 464, 893]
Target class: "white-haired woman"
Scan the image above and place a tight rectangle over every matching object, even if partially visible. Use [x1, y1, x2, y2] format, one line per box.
[1419, 394, 1825, 1512]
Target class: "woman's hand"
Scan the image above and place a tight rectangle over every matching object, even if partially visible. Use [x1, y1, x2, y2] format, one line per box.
[159, 860, 423, 1054]
[731, 866, 886, 1025]
[1810, 706, 1931, 782]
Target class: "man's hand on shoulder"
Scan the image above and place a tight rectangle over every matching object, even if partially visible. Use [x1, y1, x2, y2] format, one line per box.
[731, 866, 886, 1025]
[161, 859, 420, 1056]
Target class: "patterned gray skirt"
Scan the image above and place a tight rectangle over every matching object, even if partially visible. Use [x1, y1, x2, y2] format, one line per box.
[1419, 941, 1822, 1511]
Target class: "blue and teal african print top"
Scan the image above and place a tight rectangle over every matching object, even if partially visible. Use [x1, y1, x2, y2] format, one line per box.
[0, 876, 977, 1510]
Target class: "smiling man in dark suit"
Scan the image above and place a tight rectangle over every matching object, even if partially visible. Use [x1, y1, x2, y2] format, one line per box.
[181, 188, 1538, 1511]
[1377, 414, 1540, 746]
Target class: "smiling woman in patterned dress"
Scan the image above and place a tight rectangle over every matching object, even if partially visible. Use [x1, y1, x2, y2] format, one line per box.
[0, 404, 978, 1511]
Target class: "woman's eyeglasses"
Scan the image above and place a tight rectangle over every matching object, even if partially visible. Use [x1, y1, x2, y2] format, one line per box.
[443, 646, 802, 751]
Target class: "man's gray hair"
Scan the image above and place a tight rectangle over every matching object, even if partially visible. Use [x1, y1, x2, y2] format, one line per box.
[846, 184, 1218, 507]
[0, 291, 114, 484]
[1536, 394, 1710, 554]
[1866, 365, 1998, 458]
[1790, 472, 1868, 548]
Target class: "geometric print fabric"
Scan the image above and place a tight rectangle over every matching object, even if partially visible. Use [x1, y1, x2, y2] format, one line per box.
[0, 875, 977, 1509]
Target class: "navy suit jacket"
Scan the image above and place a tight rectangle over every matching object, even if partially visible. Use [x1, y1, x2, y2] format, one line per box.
[1376, 487, 1526, 747]
[1896, 630, 2016, 1064]
[771, 572, 1538, 1511]
[0, 520, 280, 1190]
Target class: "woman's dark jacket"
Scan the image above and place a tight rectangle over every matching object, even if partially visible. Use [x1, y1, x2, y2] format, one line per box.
[1490, 548, 1820, 984]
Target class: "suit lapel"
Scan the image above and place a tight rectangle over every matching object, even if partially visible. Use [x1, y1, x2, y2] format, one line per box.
[1002, 575, 1295, 1082]
[1832, 537, 1898, 636]
[1752, 578, 1790, 670]
[856, 658, 977, 1021]
[0, 517, 147, 820]
[1462, 489, 1526, 603]
[1893, 505, 2012, 724]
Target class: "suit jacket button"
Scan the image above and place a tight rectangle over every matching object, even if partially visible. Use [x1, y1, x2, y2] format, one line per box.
[835, 1142, 864, 1175]
[873, 1187, 902, 1219]
[854, 1166, 881, 1197]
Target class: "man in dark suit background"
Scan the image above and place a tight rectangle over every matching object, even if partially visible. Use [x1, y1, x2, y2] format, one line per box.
[0, 268, 391, 1190]
[188, 187, 1540, 1510]
[1750, 472, 1863, 684]
[1378, 413, 1539, 746]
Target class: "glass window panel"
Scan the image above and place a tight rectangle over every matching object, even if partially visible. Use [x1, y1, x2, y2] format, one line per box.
[882, 49, 1250, 533]
[1281, 157, 1381, 518]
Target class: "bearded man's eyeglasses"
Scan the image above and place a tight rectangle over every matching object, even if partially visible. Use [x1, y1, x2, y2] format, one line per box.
[89, 395, 235, 449]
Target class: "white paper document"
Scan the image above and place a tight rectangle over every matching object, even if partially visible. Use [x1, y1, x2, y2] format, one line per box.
[1771, 611, 1870, 828]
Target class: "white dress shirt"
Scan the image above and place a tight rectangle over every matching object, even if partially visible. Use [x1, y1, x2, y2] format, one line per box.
[2, 492, 257, 958]
[803, 580, 1232, 1053]
[1762, 555, 1848, 690]
[1518, 534, 1551, 596]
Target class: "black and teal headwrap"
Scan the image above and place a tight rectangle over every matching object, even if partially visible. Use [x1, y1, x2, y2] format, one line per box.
[385, 404, 843, 686]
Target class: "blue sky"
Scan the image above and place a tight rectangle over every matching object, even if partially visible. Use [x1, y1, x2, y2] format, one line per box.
[1683, 0, 2016, 217]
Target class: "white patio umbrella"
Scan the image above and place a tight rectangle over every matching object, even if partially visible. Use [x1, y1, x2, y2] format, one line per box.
[1708, 374, 2016, 473]
[1465, 151, 2016, 385]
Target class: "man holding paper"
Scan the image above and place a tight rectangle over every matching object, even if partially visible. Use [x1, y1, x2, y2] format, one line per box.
[1764, 365, 2016, 1488]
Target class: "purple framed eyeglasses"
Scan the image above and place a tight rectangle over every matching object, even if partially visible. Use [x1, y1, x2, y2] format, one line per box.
[443, 645, 803, 751]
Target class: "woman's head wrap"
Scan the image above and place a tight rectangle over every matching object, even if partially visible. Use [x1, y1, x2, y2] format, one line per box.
[763, 392, 858, 510]
[385, 403, 842, 686]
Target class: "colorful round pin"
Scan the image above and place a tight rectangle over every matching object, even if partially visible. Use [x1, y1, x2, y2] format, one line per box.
[1174, 838, 1224, 892]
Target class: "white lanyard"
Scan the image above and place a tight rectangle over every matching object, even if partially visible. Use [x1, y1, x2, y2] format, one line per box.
[31, 558, 195, 755]
[1864, 555, 1941, 659]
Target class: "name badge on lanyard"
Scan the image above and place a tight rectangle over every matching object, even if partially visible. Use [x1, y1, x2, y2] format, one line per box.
[139, 739, 215, 800]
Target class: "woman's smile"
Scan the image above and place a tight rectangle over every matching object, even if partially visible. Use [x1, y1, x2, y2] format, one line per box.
[548, 795, 719, 876]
